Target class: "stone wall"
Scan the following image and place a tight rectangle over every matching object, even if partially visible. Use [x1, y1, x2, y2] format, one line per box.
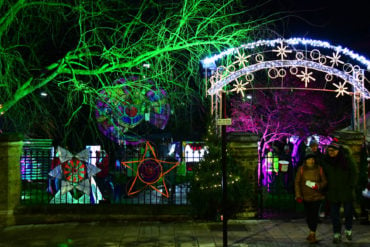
[333, 130, 369, 221]
[334, 130, 364, 164]
[228, 132, 259, 218]
[0, 141, 24, 226]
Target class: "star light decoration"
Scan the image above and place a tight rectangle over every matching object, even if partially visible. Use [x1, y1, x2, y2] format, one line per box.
[121, 141, 180, 198]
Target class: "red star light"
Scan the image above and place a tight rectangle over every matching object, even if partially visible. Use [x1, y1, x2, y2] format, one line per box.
[121, 141, 179, 198]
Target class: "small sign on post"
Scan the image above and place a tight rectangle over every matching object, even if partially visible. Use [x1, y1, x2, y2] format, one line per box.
[217, 118, 232, 126]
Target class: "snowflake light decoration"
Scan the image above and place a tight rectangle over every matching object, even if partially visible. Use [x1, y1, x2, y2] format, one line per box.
[333, 81, 350, 97]
[201, 38, 370, 69]
[233, 49, 251, 67]
[202, 37, 370, 136]
[327, 51, 344, 67]
[296, 67, 316, 87]
[272, 42, 292, 60]
[230, 78, 249, 97]
[202, 37, 370, 100]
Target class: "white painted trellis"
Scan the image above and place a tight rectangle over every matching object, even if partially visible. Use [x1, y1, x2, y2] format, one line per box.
[201, 38, 370, 135]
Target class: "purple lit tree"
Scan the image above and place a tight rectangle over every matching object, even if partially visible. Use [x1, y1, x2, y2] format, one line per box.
[227, 76, 351, 155]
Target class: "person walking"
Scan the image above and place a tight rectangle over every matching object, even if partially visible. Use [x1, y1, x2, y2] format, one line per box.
[323, 139, 359, 243]
[295, 149, 327, 244]
[308, 139, 328, 219]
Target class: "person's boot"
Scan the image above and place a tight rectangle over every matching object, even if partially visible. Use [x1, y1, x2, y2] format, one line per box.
[307, 232, 317, 243]
[345, 229, 352, 240]
[333, 233, 341, 243]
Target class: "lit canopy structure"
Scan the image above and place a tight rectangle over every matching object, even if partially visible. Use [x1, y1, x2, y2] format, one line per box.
[201, 37, 370, 133]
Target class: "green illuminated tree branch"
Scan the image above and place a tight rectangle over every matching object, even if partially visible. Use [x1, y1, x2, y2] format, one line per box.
[0, 0, 282, 146]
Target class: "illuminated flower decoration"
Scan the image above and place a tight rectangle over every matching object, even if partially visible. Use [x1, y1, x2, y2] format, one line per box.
[121, 141, 179, 198]
[96, 77, 170, 145]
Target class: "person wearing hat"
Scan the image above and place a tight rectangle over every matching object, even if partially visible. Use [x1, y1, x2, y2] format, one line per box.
[309, 139, 324, 163]
[323, 140, 359, 243]
[295, 148, 327, 243]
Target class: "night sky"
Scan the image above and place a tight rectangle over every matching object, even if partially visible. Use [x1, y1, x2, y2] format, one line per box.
[262, 0, 370, 130]
[272, 0, 370, 57]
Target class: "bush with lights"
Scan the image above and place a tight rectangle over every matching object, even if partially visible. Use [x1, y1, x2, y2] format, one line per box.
[188, 122, 252, 220]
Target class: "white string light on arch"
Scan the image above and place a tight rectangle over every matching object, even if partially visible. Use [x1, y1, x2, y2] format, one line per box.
[201, 38, 370, 99]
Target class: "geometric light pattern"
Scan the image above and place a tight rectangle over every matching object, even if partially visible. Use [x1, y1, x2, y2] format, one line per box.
[95, 77, 171, 145]
[48, 146, 102, 203]
[62, 159, 86, 183]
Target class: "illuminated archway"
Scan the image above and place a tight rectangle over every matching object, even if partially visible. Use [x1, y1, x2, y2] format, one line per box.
[201, 38, 370, 133]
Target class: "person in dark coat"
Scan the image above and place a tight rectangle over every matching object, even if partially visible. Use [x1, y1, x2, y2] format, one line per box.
[309, 139, 324, 165]
[323, 140, 359, 244]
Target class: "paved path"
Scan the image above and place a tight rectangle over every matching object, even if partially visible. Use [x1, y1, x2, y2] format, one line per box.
[0, 218, 369, 246]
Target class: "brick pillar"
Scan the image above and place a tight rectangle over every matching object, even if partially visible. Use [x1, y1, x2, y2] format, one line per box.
[0, 139, 24, 226]
[228, 132, 259, 218]
[334, 130, 366, 219]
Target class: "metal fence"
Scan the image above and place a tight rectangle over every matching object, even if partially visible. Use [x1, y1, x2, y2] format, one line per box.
[21, 139, 53, 205]
[20, 140, 204, 206]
